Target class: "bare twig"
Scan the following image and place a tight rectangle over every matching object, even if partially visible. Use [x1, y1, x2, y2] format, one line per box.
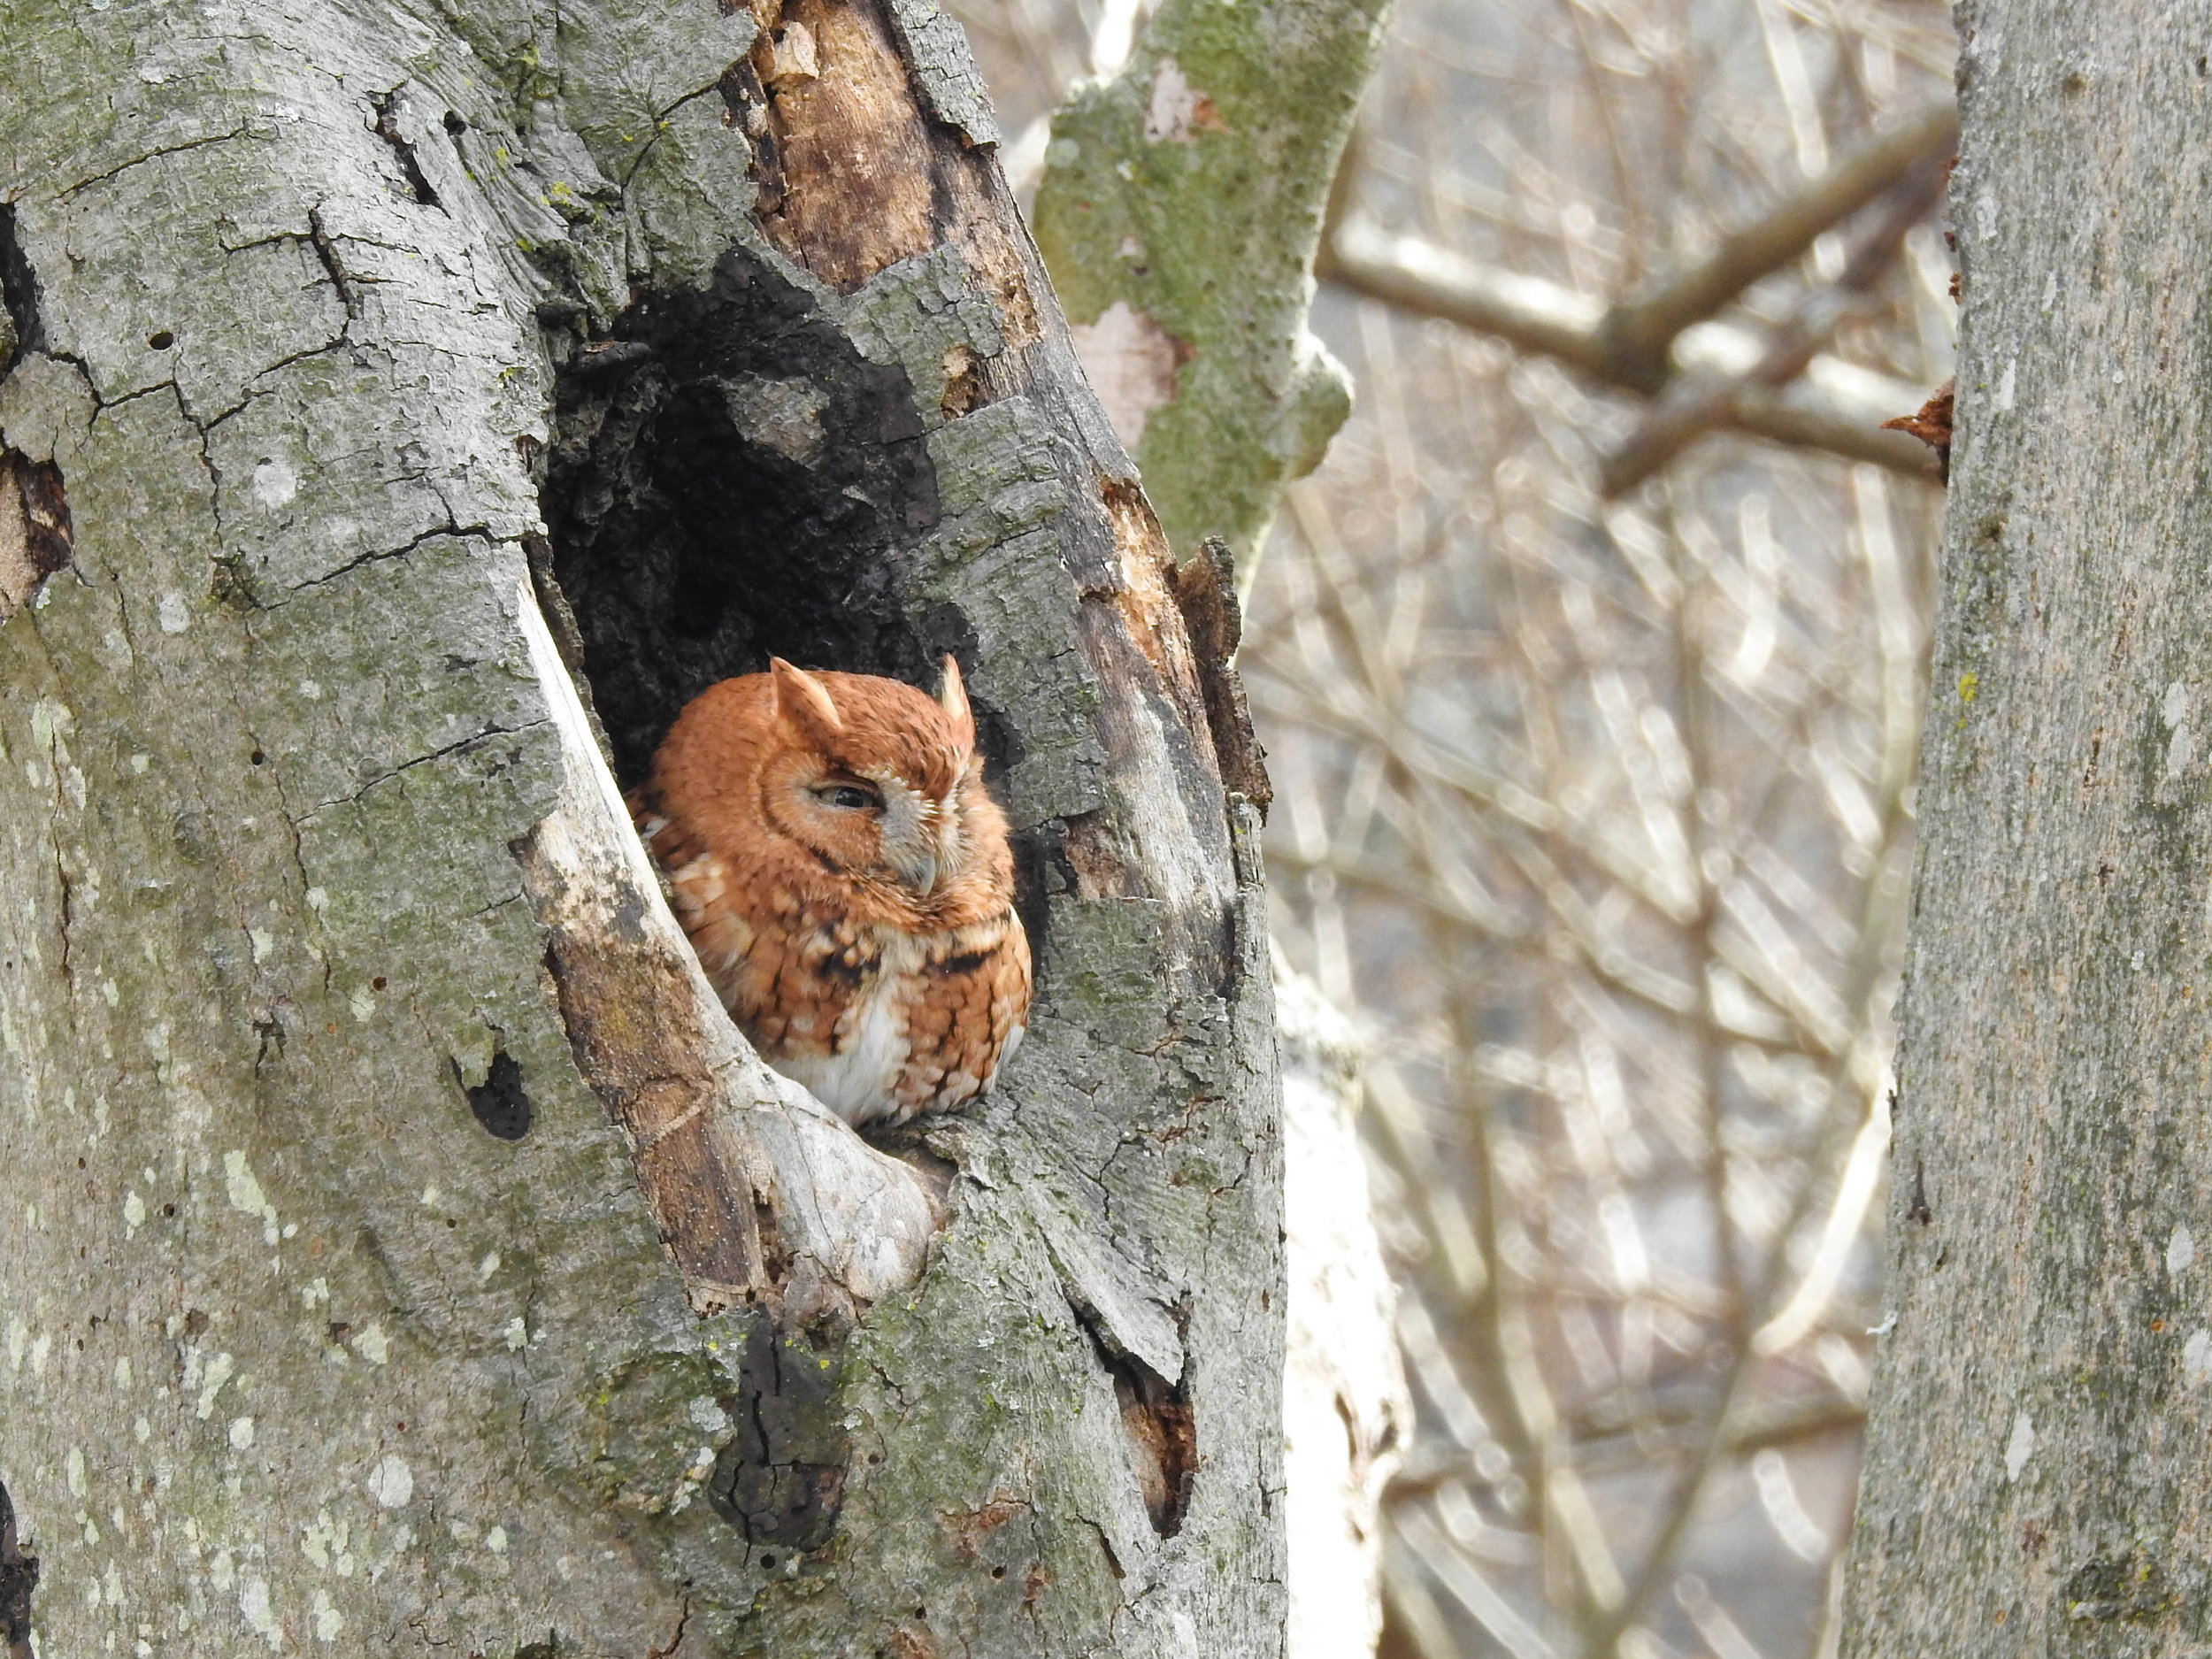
[1598, 102, 1958, 385]
[1323, 219, 1941, 478]
[1600, 158, 1950, 495]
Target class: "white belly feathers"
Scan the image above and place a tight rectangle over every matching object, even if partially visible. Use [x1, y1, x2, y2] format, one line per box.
[770, 930, 924, 1125]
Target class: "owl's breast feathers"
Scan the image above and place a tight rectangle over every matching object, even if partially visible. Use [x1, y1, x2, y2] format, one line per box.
[631, 789, 1032, 1126]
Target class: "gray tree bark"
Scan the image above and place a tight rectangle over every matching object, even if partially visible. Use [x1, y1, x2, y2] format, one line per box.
[0, 1, 1283, 1655]
[1840, 8, 2212, 1654]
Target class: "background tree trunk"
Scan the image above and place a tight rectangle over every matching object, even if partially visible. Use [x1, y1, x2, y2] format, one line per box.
[0, 0, 1283, 1653]
[1841, 6, 2212, 1651]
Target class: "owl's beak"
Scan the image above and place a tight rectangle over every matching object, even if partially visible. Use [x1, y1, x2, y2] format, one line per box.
[879, 783, 959, 895]
[891, 849, 940, 895]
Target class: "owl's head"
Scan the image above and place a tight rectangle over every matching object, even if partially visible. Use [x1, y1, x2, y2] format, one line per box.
[652, 656, 1007, 911]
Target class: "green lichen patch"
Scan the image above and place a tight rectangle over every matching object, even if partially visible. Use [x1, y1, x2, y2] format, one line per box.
[1032, 0, 1392, 562]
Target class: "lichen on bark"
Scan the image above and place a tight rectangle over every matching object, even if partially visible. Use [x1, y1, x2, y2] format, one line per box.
[1030, 0, 1393, 564]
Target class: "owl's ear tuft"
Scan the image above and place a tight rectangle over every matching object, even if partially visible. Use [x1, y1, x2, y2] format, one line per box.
[936, 654, 975, 747]
[771, 657, 844, 743]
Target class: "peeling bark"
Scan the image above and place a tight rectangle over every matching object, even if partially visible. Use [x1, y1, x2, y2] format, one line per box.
[0, 449, 71, 621]
[0, 0, 1282, 1654]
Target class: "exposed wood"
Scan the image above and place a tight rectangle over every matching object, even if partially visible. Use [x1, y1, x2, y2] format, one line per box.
[1172, 539, 1271, 815]
[751, 0, 941, 290]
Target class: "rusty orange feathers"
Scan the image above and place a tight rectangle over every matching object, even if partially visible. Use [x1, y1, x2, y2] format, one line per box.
[631, 657, 1031, 1127]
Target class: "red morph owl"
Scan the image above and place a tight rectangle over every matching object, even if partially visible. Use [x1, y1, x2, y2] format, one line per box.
[630, 657, 1032, 1127]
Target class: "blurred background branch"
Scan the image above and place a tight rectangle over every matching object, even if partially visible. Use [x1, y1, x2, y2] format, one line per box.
[1031, 0, 1395, 563]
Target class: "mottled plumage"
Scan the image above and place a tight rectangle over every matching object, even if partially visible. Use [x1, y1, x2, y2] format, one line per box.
[631, 657, 1031, 1127]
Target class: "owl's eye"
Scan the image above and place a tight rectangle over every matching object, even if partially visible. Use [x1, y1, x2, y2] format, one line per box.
[817, 783, 882, 811]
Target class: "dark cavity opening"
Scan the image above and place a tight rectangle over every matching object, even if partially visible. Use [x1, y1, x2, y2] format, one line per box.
[0, 205, 42, 364]
[370, 91, 442, 210]
[537, 242, 953, 790]
[0, 1477, 40, 1659]
[1067, 1300, 1196, 1537]
[462, 1048, 533, 1141]
[704, 1317, 849, 1553]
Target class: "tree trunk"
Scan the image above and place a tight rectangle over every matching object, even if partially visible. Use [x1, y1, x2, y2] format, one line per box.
[0, 1, 1283, 1654]
[1841, 8, 2212, 1652]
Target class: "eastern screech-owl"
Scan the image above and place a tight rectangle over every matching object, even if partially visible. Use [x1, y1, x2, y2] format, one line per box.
[631, 657, 1032, 1127]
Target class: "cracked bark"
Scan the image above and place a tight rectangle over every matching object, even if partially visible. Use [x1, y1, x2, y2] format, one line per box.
[0, 2, 1280, 1655]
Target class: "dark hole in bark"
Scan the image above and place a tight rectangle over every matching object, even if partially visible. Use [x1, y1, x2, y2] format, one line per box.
[0, 204, 42, 362]
[1, 452, 74, 616]
[461, 1048, 534, 1141]
[704, 1316, 849, 1551]
[0, 1478, 37, 1659]
[443, 110, 469, 134]
[539, 242, 980, 789]
[147, 330, 175, 350]
[1065, 1300, 1195, 1537]
[369, 91, 442, 209]
[515, 1633, 561, 1659]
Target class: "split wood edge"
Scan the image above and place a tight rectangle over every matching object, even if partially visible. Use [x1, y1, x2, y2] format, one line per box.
[511, 572, 943, 1331]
